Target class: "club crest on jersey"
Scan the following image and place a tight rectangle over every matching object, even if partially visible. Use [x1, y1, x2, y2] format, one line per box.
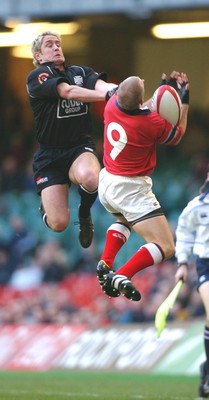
[74, 75, 83, 85]
[38, 73, 49, 84]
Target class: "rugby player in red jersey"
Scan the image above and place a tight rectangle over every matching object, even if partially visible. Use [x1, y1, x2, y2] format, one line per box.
[97, 73, 189, 300]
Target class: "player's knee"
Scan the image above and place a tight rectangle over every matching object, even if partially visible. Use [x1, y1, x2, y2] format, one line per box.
[49, 216, 69, 232]
[82, 171, 99, 192]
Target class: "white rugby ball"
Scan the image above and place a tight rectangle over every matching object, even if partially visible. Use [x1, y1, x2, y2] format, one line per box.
[151, 85, 182, 125]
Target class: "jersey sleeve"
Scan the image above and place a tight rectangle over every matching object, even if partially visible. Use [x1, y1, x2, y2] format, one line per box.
[80, 66, 107, 89]
[149, 112, 184, 146]
[158, 124, 184, 146]
[26, 68, 68, 99]
[175, 201, 196, 263]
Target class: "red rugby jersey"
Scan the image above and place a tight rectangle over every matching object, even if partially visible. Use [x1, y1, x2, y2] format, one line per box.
[103, 94, 183, 176]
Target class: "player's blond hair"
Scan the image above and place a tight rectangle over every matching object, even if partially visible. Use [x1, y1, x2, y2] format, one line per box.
[31, 31, 61, 67]
[117, 76, 144, 110]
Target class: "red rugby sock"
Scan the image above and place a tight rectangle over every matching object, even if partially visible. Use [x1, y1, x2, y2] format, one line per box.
[117, 243, 164, 278]
[100, 223, 131, 268]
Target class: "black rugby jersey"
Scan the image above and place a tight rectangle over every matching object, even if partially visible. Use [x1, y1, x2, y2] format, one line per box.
[26, 62, 107, 148]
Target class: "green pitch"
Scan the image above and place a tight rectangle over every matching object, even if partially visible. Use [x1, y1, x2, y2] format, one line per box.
[0, 370, 199, 400]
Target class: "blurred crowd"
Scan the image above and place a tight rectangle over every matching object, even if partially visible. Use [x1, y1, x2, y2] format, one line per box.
[0, 253, 204, 326]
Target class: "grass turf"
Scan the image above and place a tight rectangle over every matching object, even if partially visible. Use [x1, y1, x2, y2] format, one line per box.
[0, 370, 199, 400]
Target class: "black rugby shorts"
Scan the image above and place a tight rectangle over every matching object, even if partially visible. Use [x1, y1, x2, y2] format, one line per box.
[196, 257, 209, 289]
[32, 144, 97, 195]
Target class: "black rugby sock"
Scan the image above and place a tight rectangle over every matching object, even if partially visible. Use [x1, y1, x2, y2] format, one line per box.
[204, 326, 209, 373]
[78, 185, 98, 218]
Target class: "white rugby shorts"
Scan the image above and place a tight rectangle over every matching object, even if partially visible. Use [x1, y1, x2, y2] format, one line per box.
[98, 168, 161, 224]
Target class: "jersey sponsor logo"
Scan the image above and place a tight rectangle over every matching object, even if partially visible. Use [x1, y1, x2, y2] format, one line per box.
[74, 75, 83, 85]
[36, 176, 48, 185]
[57, 99, 88, 118]
[38, 73, 49, 84]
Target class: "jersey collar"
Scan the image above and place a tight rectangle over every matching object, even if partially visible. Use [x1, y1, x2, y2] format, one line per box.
[115, 99, 150, 115]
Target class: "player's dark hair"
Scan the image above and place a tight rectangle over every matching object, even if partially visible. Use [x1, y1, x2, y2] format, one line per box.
[199, 179, 209, 194]
[199, 167, 209, 194]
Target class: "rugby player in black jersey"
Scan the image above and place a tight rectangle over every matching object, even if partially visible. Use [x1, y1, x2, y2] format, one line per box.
[26, 31, 117, 248]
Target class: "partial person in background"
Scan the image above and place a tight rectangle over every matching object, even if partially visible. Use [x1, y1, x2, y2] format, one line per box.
[175, 169, 209, 398]
[96, 71, 190, 301]
[0, 245, 14, 285]
[26, 31, 117, 249]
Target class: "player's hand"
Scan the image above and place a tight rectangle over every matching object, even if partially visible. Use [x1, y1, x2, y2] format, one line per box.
[179, 72, 189, 104]
[105, 86, 118, 101]
[160, 71, 190, 104]
[160, 71, 181, 92]
[175, 264, 188, 283]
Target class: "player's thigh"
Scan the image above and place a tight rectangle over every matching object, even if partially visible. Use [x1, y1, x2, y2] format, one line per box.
[41, 184, 69, 220]
[199, 281, 209, 322]
[69, 152, 101, 188]
[133, 215, 175, 255]
[113, 215, 131, 229]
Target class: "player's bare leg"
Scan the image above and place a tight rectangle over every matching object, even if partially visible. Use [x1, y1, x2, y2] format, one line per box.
[133, 215, 175, 260]
[100, 214, 174, 301]
[115, 215, 174, 277]
[40, 184, 70, 231]
[198, 281, 209, 397]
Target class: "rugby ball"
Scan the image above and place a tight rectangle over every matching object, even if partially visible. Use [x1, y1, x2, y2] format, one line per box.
[151, 85, 182, 125]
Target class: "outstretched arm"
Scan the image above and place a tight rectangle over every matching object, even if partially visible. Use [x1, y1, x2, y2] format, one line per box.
[155, 71, 190, 145]
[57, 79, 118, 102]
[178, 74, 190, 136]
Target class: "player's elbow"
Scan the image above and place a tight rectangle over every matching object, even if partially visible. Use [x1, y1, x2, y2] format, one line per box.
[177, 106, 189, 136]
[166, 126, 186, 146]
[57, 82, 71, 98]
